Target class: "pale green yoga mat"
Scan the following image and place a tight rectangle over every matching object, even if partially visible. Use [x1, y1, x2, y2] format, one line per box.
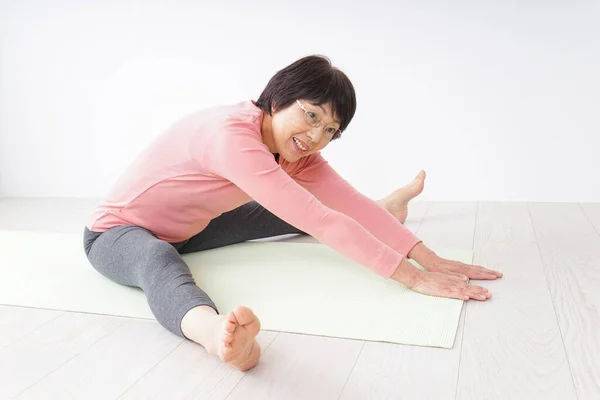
[0, 229, 469, 349]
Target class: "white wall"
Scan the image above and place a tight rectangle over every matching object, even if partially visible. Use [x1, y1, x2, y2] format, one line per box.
[1, 0, 598, 201]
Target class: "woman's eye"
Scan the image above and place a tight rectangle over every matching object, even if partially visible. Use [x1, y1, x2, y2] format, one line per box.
[325, 127, 336, 135]
[308, 112, 318, 121]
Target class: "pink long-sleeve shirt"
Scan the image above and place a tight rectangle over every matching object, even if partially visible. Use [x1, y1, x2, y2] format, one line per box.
[86, 100, 422, 278]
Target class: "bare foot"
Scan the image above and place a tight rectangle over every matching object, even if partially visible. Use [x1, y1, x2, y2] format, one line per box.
[217, 306, 262, 371]
[182, 305, 262, 371]
[378, 170, 426, 224]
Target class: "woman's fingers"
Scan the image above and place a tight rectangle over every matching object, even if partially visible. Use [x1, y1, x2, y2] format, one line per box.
[413, 272, 492, 301]
[446, 272, 469, 281]
[468, 264, 503, 279]
[461, 282, 491, 300]
[433, 259, 503, 280]
[441, 274, 489, 301]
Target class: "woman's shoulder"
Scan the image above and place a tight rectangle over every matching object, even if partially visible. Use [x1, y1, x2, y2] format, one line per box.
[185, 99, 263, 141]
[283, 152, 327, 176]
[174, 99, 258, 126]
[204, 99, 261, 124]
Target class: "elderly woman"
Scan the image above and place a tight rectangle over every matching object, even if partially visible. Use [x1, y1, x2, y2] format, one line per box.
[83, 55, 502, 371]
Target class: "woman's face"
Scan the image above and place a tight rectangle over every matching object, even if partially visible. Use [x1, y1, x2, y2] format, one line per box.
[270, 99, 341, 162]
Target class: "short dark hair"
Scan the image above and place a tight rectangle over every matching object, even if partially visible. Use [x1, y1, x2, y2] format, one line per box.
[256, 55, 357, 134]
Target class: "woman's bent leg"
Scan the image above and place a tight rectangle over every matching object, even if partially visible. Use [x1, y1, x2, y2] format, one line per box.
[176, 201, 306, 254]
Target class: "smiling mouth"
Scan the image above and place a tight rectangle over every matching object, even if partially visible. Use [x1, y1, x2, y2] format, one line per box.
[293, 137, 309, 152]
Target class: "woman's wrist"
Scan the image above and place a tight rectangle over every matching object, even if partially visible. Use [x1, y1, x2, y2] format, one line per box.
[407, 242, 440, 269]
[390, 257, 423, 288]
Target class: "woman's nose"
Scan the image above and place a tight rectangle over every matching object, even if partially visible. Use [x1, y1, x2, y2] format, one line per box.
[307, 126, 323, 143]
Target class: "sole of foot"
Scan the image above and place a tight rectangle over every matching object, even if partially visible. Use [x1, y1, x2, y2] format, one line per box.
[214, 306, 262, 371]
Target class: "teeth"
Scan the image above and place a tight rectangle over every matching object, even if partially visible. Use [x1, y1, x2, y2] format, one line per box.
[293, 137, 307, 151]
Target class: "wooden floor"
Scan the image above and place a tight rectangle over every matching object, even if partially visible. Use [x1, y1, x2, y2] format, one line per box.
[0, 198, 599, 400]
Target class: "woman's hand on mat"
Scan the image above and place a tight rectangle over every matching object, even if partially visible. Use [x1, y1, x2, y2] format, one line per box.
[425, 257, 503, 281]
[408, 243, 502, 281]
[409, 270, 492, 301]
[390, 257, 492, 301]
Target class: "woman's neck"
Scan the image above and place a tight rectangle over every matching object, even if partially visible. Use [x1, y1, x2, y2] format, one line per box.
[260, 112, 277, 154]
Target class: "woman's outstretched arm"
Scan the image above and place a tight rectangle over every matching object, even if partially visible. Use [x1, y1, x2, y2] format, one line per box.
[292, 153, 423, 260]
[198, 124, 414, 279]
[292, 153, 503, 283]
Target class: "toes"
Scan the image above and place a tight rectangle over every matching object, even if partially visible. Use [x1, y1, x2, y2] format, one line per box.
[223, 333, 233, 345]
[225, 320, 236, 334]
[231, 307, 261, 336]
[408, 170, 426, 195]
[412, 170, 426, 184]
[227, 311, 239, 325]
[233, 306, 256, 326]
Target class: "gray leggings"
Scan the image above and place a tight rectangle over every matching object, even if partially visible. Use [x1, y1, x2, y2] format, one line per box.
[83, 201, 304, 340]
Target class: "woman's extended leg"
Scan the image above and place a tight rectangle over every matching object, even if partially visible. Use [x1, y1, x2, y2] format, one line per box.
[83, 225, 218, 336]
[83, 225, 260, 371]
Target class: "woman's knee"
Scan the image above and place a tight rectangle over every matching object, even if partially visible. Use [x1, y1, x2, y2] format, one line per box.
[85, 225, 167, 287]
[133, 239, 200, 293]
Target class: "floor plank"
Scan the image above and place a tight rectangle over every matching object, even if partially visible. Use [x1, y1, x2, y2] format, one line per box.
[14, 318, 183, 399]
[339, 202, 477, 400]
[528, 202, 600, 399]
[416, 202, 478, 250]
[0, 311, 126, 399]
[456, 202, 577, 399]
[0, 305, 64, 348]
[225, 333, 364, 400]
[340, 310, 467, 400]
[580, 203, 600, 235]
[118, 331, 278, 400]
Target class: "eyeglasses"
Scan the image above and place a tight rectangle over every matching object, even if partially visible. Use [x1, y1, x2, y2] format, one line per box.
[296, 100, 342, 141]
